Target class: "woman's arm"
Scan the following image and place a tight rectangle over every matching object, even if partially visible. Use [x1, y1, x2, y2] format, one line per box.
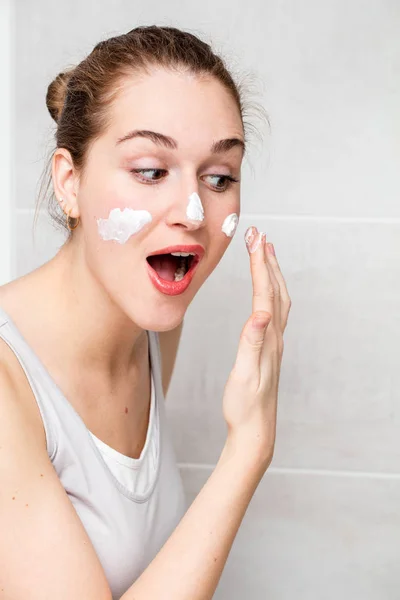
[120, 434, 267, 600]
[0, 363, 113, 600]
[121, 230, 290, 600]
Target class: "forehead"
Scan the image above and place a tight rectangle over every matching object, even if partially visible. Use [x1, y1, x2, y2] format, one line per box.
[105, 68, 244, 147]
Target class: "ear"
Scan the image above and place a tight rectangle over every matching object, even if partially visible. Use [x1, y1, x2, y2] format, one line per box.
[52, 148, 80, 219]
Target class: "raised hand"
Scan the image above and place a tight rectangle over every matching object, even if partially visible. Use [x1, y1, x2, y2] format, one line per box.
[222, 226, 292, 469]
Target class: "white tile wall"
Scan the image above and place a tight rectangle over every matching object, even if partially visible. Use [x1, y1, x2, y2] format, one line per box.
[1, 0, 13, 285]
[167, 214, 400, 473]
[181, 466, 400, 599]
[13, 0, 400, 597]
[15, 209, 67, 277]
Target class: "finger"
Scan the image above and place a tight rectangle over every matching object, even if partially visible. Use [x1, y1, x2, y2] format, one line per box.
[232, 311, 271, 387]
[263, 236, 281, 334]
[265, 242, 291, 332]
[244, 227, 273, 321]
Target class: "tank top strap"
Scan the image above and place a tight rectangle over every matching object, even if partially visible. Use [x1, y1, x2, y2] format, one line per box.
[0, 304, 58, 458]
[0, 304, 165, 458]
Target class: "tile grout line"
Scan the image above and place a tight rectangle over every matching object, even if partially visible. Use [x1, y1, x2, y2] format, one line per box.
[178, 463, 400, 480]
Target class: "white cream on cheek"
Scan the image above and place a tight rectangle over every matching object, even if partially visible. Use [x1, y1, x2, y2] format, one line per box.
[97, 207, 152, 244]
[186, 192, 204, 221]
[222, 213, 239, 237]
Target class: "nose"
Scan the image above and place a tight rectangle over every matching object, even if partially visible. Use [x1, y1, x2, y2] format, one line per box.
[165, 191, 206, 231]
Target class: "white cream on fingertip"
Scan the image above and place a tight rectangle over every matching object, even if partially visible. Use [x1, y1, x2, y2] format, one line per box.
[222, 213, 239, 237]
[97, 207, 152, 244]
[249, 231, 265, 254]
[186, 192, 204, 222]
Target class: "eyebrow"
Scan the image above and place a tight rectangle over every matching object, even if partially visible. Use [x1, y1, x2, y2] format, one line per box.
[116, 129, 246, 156]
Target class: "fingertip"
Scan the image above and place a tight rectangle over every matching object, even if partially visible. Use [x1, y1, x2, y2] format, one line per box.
[245, 226, 258, 254]
[259, 232, 267, 263]
[250, 231, 264, 255]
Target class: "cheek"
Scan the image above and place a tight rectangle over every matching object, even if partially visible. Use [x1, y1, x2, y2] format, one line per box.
[221, 212, 239, 238]
[93, 185, 144, 218]
[206, 212, 240, 268]
[96, 207, 153, 245]
[89, 181, 153, 245]
[206, 195, 240, 236]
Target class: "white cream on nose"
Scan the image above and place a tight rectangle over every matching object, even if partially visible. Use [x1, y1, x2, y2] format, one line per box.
[222, 213, 239, 237]
[186, 192, 204, 222]
[97, 207, 152, 244]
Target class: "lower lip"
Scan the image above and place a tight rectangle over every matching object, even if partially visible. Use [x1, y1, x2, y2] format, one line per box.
[146, 256, 200, 296]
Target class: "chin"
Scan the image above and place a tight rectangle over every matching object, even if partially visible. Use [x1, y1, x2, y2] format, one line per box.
[142, 315, 184, 333]
[122, 301, 186, 333]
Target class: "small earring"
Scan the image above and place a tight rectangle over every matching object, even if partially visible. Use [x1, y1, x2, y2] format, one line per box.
[66, 206, 80, 231]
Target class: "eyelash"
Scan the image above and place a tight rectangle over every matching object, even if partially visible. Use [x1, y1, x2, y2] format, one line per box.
[130, 168, 240, 193]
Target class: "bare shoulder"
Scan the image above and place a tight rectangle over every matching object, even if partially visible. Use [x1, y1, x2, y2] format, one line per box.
[0, 336, 47, 449]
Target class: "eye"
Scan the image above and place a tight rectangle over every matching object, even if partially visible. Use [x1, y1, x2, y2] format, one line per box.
[202, 174, 240, 193]
[130, 168, 167, 183]
[130, 169, 240, 192]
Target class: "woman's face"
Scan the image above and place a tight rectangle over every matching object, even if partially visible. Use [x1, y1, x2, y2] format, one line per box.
[67, 68, 245, 331]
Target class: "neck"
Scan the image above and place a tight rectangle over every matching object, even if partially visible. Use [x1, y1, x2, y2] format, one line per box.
[11, 240, 148, 379]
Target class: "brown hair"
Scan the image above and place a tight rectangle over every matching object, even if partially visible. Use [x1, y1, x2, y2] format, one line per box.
[35, 25, 268, 236]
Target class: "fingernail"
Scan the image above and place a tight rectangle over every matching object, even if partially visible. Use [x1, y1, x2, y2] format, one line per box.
[245, 226, 258, 253]
[249, 231, 265, 254]
[268, 243, 275, 256]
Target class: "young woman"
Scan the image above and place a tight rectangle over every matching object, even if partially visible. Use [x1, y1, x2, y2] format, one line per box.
[0, 25, 291, 600]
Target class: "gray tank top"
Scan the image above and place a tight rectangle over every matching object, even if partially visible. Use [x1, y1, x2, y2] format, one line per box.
[0, 305, 187, 599]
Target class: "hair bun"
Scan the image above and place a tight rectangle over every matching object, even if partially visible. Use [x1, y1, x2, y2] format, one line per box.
[46, 67, 75, 124]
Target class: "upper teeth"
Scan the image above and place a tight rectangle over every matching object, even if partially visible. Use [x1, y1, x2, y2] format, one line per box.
[170, 252, 195, 257]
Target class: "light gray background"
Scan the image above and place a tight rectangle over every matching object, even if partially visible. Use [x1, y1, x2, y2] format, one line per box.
[1, 0, 12, 284]
[9, 1, 400, 598]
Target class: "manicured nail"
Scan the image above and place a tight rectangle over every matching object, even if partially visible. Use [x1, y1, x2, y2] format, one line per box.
[245, 226, 258, 253]
[249, 231, 265, 254]
[268, 243, 275, 256]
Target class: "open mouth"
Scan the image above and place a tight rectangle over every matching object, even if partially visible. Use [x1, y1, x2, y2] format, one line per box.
[146, 252, 198, 282]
